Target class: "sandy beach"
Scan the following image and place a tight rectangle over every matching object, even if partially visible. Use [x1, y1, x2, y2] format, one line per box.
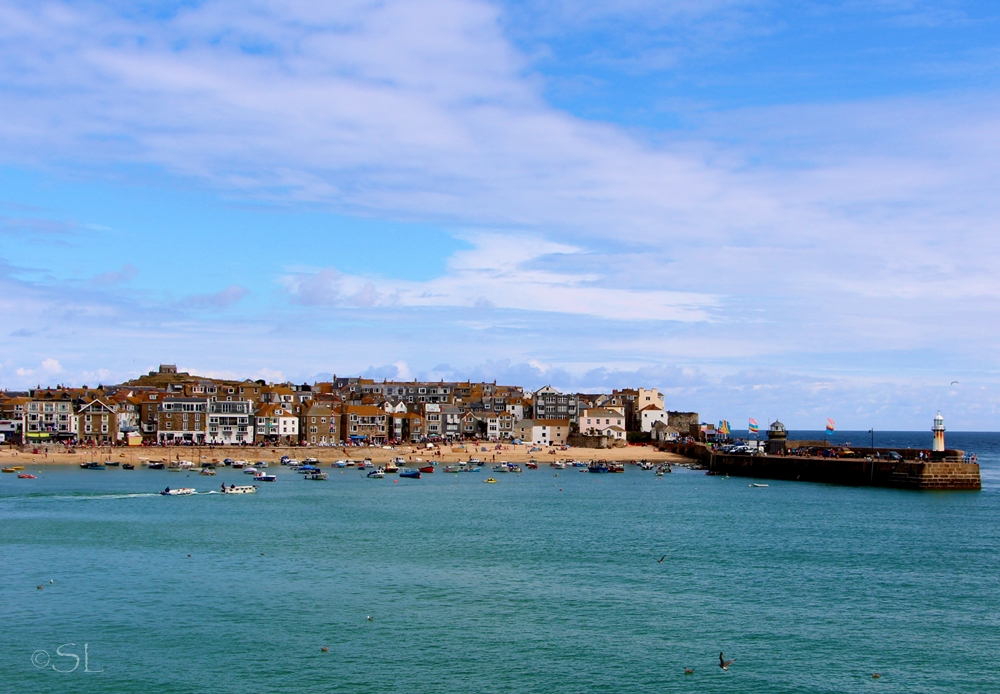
[2, 442, 689, 467]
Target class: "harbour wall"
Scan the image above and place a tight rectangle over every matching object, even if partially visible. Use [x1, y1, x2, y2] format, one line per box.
[708, 453, 981, 490]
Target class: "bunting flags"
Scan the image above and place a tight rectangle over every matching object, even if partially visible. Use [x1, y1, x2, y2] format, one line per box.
[748, 418, 759, 434]
[826, 418, 835, 434]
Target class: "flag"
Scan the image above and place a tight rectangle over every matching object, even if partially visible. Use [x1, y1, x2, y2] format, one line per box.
[826, 418, 835, 434]
[748, 418, 759, 434]
[719, 420, 730, 435]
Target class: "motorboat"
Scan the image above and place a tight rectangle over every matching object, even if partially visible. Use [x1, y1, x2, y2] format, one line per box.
[526, 462, 538, 470]
[84, 462, 106, 470]
[244, 467, 259, 475]
[492, 463, 510, 473]
[418, 465, 435, 474]
[399, 469, 421, 479]
[18, 473, 36, 479]
[356, 461, 370, 470]
[221, 484, 258, 494]
[105, 460, 120, 467]
[178, 461, 195, 469]
[200, 468, 216, 476]
[551, 461, 566, 469]
[444, 464, 467, 473]
[588, 461, 609, 473]
[9, 465, 25, 471]
[332, 460, 348, 468]
[254, 473, 277, 482]
[304, 457, 320, 465]
[223, 458, 234, 466]
[231, 460, 245, 468]
[297, 465, 321, 474]
[392, 457, 406, 465]
[508, 464, 523, 474]
[160, 487, 195, 496]
[752, 483, 769, 488]
[280, 456, 291, 465]
[122, 463, 135, 470]
[385, 461, 399, 473]
[367, 469, 385, 478]
[148, 461, 165, 470]
[608, 462, 625, 473]
[484, 477, 497, 484]
[255, 460, 269, 468]
[469, 457, 481, 464]
[571, 461, 587, 467]
[304, 471, 329, 481]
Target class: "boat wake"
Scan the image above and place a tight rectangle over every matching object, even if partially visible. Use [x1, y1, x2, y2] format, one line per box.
[7, 492, 160, 501]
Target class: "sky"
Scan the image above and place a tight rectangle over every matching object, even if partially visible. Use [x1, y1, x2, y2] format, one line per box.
[1, 0, 999, 429]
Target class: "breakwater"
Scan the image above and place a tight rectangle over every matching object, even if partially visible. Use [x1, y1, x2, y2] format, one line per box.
[662, 442, 981, 490]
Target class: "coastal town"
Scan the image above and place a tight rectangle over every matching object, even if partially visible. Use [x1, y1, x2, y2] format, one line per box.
[0, 364, 701, 449]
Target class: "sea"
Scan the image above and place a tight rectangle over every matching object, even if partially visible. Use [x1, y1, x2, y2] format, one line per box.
[1, 431, 998, 693]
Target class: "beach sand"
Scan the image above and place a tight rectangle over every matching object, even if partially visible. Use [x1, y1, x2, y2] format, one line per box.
[2, 442, 690, 467]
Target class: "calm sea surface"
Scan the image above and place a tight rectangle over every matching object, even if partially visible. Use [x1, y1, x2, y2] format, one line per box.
[2, 431, 998, 693]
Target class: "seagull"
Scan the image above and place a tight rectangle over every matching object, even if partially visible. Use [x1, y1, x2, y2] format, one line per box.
[657, 555, 666, 563]
[951, 381, 959, 385]
[719, 653, 735, 671]
[37, 585, 43, 590]
[367, 616, 373, 622]
[50, 579, 54, 584]
[684, 667, 694, 675]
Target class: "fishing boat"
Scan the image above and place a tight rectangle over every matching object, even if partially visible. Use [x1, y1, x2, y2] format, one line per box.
[122, 463, 135, 470]
[18, 473, 36, 479]
[587, 461, 609, 473]
[84, 462, 106, 470]
[220, 484, 258, 494]
[399, 469, 421, 479]
[418, 465, 435, 474]
[160, 487, 196, 496]
[384, 461, 399, 474]
[304, 471, 329, 481]
[254, 473, 277, 482]
[200, 468, 216, 476]
[367, 469, 385, 478]
[485, 477, 497, 484]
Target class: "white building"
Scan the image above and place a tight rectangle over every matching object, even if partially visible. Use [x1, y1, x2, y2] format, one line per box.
[639, 406, 669, 433]
[207, 400, 254, 445]
[514, 419, 570, 446]
[580, 408, 626, 440]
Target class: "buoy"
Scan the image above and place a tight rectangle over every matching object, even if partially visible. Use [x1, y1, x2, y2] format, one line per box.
[367, 616, 373, 621]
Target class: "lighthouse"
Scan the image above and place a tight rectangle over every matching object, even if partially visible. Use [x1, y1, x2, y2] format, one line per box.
[932, 411, 945, 452]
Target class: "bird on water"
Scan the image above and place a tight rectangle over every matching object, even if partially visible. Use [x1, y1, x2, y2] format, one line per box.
[657, 555, 666, 563]
[872, 673, 881, 679]
[719, 653, 735, 671]
[684, 667, 694, 675]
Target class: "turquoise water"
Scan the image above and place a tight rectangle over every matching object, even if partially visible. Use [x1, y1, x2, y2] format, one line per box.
[2, 433, 998, 693]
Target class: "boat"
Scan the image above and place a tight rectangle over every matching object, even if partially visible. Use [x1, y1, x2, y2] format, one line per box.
[223, 458, 234, 466]
[231, 460, 245, 469]
[297, 465, 321, 474]
[418, 465, 435, 474]
[10, 465, 25, 471]
[221, 484, 258, 494]
[485, 477, 497, 483]
[526, 462, 538, 470]
[588, 461, 609, 473]
[492, 463, 509, 473]
[508, 464, 523, 474]
[178, 461, 194, 469]
[469, 457, 481, 464]
[254, 473, 277, 482]
[444, 464, 467, 473]
[551, 461, 566, 469]
[148, 461, 165, 470]
[571, 461, 587, 467]
[304, 471, 329, 481]
[244, 467, 259, 475]
[2, 467, 16, 473]
[200, 468, 216, 476]
[385, 461, 399, 474]
[104, 460, 120, 467]
[367, 469, 385, 478]
[392, 457, 406, 465]
[84, 462, 106, 470]
[356, 461, 370, 470]
[752, 483, 769, 488]
[18, 473, 36, 479]
[608, 462, 625, 473]
[399, 469, 421, 479]
[255, 460, 269, 468]
[303, 457, 320, 464]
[333, 460, 348, 468]
[122, 463, 135, 470]
[160, 487, 196, 496]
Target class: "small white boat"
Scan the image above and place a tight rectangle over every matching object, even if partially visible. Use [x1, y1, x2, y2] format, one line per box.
[160, 487, 196, 496]
[492, 464, 509, 473]
[244, 467, 258, 475]
[367, 469, 385, 478]
[752, 483, 769, 488]
[178, 460, 195, 469]
[444, 464, 467, 473]
[304, 472, 329, 481]
[255, 460, 269, 468]
[200, 468, 216, 476]
[231, 460, 246, 469]
[551, 461, 566, 469]
[220, 484, 258, 494]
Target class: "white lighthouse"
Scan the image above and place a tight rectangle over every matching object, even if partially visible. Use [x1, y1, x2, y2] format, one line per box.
[932, 411, 945, 452]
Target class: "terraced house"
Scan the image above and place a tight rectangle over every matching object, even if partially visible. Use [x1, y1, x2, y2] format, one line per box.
[207, 400, 253, 445]
[157, 397, 208, 444]
[342, 405, 388, 445]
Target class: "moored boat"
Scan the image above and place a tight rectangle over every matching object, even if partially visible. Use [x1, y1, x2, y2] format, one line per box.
[105, 460, 120, 467]
[200, 468, 216, 476]
[18, 473, 36, 479]
[367, 469, 385, 478]
[231, 460, 245, 469]
[399, 469, 421, 479]
[148, 461, 165, 470]
[492, 463, 510, 473]
[2, 467, 17, 473]
[254, 473, 277, 482]
[485, 477, 497, 483]
[244, 467, 259, 475]
[84, 461, 106, 470]
[418, 465, 435, 474]
[304, 471, 329, 480]
[587, 461, 609, 473]
[444, 464, 467, 473]
[385, 461, 399, 473]
[122, 463, 135, 470]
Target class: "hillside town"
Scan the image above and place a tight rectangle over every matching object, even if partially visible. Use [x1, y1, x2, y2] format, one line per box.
[0, 364, 700, 448]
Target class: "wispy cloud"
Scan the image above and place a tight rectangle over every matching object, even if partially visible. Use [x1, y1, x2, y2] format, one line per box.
[91, 263, 137, 287]
[188, 285, 249, 309]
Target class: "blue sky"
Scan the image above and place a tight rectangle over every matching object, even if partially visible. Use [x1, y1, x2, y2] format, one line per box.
[1, 0, 999, 429]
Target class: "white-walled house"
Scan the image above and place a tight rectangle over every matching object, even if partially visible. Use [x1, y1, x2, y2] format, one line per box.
[207, 400, 254, 445]
[580, 408, 626, 440]
[639, 406, 669, 433]
[514, 419, 569, 446]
